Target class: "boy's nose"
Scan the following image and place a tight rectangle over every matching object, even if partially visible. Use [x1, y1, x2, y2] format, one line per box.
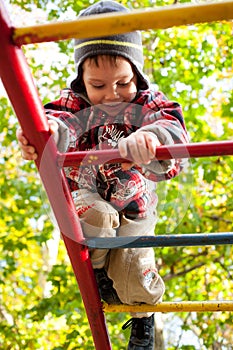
[105, 86, 119, 101]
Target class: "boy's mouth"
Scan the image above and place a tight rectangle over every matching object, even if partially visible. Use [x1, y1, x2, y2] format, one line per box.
[101, 102, 126, 115]
[103, 102, 123, 107]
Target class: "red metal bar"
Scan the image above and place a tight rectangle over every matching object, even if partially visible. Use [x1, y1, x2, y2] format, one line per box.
[0, 2, 111, 349]
[57, 140, 233, 167]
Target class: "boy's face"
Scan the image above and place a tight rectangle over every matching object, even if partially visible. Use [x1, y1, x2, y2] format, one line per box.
[82, 55, 137, 116]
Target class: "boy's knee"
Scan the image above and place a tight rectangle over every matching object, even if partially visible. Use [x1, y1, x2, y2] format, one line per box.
[81, 200, 119, 229]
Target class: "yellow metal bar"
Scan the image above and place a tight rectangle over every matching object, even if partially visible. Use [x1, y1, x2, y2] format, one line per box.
[13, 1, 233, 45]
[103, 301, 233, 313]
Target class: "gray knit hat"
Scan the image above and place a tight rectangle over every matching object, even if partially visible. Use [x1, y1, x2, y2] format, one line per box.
[70, 0, 149, 92]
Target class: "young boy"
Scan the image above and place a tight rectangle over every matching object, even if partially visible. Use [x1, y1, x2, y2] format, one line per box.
[17, 1, 189, 348]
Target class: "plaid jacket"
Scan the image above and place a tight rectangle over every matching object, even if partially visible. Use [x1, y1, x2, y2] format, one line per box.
[45, 87, 189, 218]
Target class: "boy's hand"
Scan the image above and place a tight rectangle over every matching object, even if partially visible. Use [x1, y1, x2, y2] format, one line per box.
[118, 131, 160, 170]
[16, 120, 59, 161]
[16, 127, 38, 160]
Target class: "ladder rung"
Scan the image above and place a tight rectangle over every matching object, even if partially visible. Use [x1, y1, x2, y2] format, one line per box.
[13, 1, 233, 46]
[84, 233, 233, 249]
[57, 141, 233, 167]
[103, 301, 233, 313]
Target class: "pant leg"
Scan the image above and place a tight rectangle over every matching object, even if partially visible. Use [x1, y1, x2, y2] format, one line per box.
[106, 214, 165, 318]
[72, 189, 120, 268]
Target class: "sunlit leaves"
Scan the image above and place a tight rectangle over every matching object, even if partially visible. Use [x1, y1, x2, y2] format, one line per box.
[2, 0, 233, 349]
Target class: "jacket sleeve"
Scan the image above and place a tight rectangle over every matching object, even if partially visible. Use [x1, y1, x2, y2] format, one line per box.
[46, 114, 70, 153]
[139, 90, 189, 181]
[44, 90, 87, 153]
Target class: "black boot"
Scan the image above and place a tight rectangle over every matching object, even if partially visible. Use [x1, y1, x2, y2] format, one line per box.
[94, 268, 122, 304]
[122, 314, 155, 349]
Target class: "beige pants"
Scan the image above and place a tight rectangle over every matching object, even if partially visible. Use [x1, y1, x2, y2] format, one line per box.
[73, 189, 165, 317]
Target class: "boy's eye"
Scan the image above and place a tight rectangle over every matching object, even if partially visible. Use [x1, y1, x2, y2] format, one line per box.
[118, 81, 130, 86]
[92, 85, 104, 89]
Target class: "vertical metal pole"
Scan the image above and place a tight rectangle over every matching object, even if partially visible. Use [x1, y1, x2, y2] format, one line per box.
[0, 2, 111, 348]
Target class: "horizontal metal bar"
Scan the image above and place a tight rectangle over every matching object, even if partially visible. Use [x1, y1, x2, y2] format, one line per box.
[103, 301, 233, 313]
[57, 141, 233, 167]
[13, 1, 233, 46]
[84, 233, 233, 249]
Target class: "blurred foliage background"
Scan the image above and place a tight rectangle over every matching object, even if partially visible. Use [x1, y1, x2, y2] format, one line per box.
[1, 0, 233, 349]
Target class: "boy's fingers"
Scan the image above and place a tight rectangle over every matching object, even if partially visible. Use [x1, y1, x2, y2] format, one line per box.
[126, 136, 140, 161]
[119, 134, 150, 164]
[140, 132, 160, 160]
[26, 146, 36, 154]
[119, 131, 159, 164]
[118, 138, 128, 158]
[20, 144, 37, 160]
[16, 127, 22, 138]
[132, 132, 155, 164]
[16, 127, 38, 160]
[16, 127, 28, 145]
[21, 149, 37, 160]
[134, 134, 148, 164]
[145, 135, 157, 159]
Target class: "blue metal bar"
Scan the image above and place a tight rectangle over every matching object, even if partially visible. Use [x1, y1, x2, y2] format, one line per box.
[84, 232, 233, 249]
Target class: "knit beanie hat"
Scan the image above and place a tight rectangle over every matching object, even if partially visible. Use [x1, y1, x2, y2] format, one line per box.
[70, 0, 149, 92]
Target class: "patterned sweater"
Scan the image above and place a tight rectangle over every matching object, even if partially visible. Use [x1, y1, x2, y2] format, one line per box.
[45, 86, 189, 219]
